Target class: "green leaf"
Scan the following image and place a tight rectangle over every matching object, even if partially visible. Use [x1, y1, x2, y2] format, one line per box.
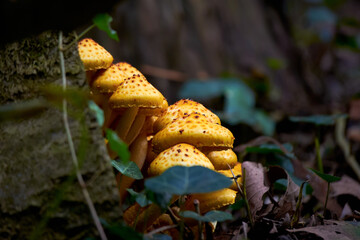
[106, 129, 143, 179]
[180, 210, 233, 222]
[310, 169, 341, 183]
[289, 114, 347, 126]
[145, 166, 232, 195]
[106, 129, 130, 161]
[246, 143, 295, 159]
[101, 219, 143, 239]
[88, 100, 104, 126]
[127, 189, 152, 207]
[93, 13, 119, 42]
[112, 160, 143, 180]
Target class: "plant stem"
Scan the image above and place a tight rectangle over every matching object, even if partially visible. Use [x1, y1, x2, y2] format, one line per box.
[242, 168, 254, 227]
[59, 31, 107, 240]
[194, 199, 203, 240]
[315, 130, 323, 173]
[323, 182, 330, 217]
[62, 24, 96, 52]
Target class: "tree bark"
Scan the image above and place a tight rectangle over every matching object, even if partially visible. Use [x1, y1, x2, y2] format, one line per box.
[0, 31, 120, 239]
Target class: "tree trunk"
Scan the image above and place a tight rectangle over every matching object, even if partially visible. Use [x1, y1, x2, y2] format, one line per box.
[0, 31, 120, 239]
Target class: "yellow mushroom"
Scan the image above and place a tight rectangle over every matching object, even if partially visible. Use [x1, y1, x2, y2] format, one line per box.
[152, 113, 234, 153]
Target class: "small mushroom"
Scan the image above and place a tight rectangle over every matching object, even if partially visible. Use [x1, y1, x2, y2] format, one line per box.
[152, 113, 234, 153]
[217, 162, 242, 190]
[153, 99, 221, 133]
[184, 188, 237, 214]
[77, 38, 113, 82]
[109, 74, 168, 143]
[147, 143, 215, 176]
[203, 148, 238, 170]
[89, 62, 128, 129]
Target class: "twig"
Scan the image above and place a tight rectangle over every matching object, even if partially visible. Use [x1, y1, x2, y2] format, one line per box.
[323, 182, 330, 218]
[335, 117, 360, 181]
[291, 181, 307, 228]
[59, 31, 107, 240]
[144, 225, 178, 238]
[62, 24, 96, 52]
[227, 163, 254, 227]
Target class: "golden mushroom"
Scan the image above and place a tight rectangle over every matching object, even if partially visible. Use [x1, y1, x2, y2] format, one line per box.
[77, 38, 113, 83]
[153, 99, 221, 133]
[109, 74, 168, 143]
[152, 113, 234, 153]
[203, 148, 238, 170]
[148, 143, 215, 177]
[184, 188, 237, 214]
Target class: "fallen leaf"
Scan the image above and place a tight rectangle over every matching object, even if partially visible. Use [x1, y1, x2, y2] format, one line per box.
[288, 220, 360, 240]
[266, 166, 300, 219]
[331, 175, 360, 201]
[242, 161, 269, 218]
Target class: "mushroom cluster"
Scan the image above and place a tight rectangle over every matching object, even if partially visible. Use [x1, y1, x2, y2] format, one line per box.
[78, 39, 242, 236]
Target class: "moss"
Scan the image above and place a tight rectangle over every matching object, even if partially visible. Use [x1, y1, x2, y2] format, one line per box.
[0, 31, 121, 239]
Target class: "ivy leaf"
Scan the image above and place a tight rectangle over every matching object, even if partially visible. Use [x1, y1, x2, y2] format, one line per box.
[88, 100, 104, 126]
[145, 166, 232, 195]
[111, 160, 143, 180]
[180, 210, 233, 222]
[310, 169, 341, 183]
[106, 129, 143, 179]
[106, 129, 130, 161]
[101, 219, 143, 239]
[246, 143, 295, 159]
[93, 13, 119, 42]
[127, 189, 152, 207]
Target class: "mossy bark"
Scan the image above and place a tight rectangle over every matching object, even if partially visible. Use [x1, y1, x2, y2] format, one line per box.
[0, 31, 121, 239]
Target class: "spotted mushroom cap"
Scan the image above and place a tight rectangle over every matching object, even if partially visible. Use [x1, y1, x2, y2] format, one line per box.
[218, 162, 242, 190]
[91, 63, 128, 94]
[108, 74, 168, 113]
[153, 99, 221, 133]
[148, 143, 215, 176]
[152, 113, 234, 153]
[185, 188, 237, 214]
[117, 62, 144, 79]
[204, 148, 238, 170]
[77, 38, 113, 71]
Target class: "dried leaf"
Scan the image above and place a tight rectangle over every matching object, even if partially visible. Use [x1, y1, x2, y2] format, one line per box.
[265, 166, 299, 219]
[331, 175, 360, 200]
[242, 161, 269, 217]
[288, 220, 360, 240]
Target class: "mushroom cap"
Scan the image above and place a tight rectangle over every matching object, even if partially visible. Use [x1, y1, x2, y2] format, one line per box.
[77, 38, 113, 71]
[217, 162, 242, 190]
[152, 113, 234, 153]
[148, 143, 215, 176]
[117, 62, 144, 78]
[204, 149, 238, 170]
[91, 63, 127, 94]
[185, 188, 237, 214]
[108, 74, 168, 113]
[153, 99, 221, 133]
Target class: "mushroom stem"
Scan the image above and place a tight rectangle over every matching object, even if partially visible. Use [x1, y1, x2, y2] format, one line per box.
[118, 128, 148, 202]
[102, 100, 119, 131]
[115, 107, 139, 140]
[125, 114, 146, 145]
